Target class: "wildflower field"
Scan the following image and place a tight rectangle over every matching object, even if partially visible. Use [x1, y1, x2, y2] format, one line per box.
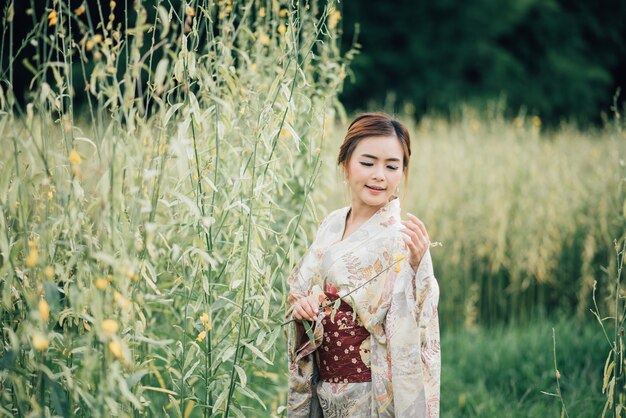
[2, 0, 626, 417]
[1, 1, 348, 416]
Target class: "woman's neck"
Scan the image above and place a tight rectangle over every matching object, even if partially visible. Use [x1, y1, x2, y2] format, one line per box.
[348, 201, 382, 225]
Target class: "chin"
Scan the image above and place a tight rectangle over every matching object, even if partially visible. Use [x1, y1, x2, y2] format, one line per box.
[361, 194, 390, 207]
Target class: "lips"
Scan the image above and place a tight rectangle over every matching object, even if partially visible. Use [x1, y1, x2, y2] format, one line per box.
[366, 185, 386, 191]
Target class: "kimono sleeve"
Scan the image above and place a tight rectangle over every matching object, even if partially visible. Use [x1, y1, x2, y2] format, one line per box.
[411, 249, 441, 417]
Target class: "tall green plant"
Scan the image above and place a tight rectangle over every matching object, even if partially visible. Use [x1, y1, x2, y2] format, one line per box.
[0, 0, 350, 416]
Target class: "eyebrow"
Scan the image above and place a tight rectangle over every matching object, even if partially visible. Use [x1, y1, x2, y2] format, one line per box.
[360, 153, 402, 162]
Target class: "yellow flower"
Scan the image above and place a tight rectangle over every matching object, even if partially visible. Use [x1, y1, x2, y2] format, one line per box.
[185, 6, 196, 17]
[69, 150, 81, 165]
[279, 8, 288, 18]
[93, 51, 102, 61]
[38, 299, 50, 322]
[102, 319, 119, 338]
[200, 313, 212, 330]
[44, 265, 55, 279]
[48, 10, 58, 27]
[196, 330, 207, 342]
[25, 241, 39, 267]
[328, 9, 341, 29]
[532, 115, 542, 128]
[109, 340, 123, 360]
[259, 33, 270, 46]
[114, 291, 131, 309]
[92, 34, 103, 44]
[75, 5, 86, 16]
[32, 333, 49, 351]
[110, 1, 116, 9]
[86, 40, 95, 51]
[259, 7, 266, 18]
[277, 24, 286, 35]
[95, 278, 108, 289]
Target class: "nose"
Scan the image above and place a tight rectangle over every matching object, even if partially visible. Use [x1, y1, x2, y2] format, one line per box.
[372, 164, 384, 181]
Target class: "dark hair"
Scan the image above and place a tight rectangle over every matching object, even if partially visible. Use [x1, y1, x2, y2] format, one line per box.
[337, 112, 412, 181]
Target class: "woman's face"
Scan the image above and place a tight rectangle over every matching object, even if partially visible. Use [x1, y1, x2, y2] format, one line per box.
[345, 135, 404, 211]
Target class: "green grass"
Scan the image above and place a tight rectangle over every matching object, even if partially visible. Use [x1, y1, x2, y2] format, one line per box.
[442, 315, 606, 417]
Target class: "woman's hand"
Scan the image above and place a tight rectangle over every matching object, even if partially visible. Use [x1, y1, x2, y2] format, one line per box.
[401, 212, 430, 273]
[292, 293, 321, 321]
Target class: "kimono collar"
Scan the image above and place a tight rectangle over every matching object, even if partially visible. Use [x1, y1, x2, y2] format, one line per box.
[337, 197, 402, 245]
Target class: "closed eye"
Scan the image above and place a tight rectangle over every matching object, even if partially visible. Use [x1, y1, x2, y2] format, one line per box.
[387, 165, 399, 170]
[359, 161, 373, 167]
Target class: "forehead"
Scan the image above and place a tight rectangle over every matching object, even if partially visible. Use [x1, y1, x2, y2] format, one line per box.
[351, 135, 404, 159]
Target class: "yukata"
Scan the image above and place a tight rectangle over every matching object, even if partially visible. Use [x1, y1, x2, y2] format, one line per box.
[286, 198, 441, 417]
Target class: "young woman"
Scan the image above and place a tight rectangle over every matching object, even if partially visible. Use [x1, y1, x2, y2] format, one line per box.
[287, 113, 441, 417]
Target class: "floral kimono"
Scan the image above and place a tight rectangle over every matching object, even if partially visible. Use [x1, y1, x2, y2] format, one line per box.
[287, 198, 440, 417]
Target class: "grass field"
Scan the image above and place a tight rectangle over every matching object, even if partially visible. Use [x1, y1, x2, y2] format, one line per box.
[1, 1, 625, 416]
[441, 316, 606, 417]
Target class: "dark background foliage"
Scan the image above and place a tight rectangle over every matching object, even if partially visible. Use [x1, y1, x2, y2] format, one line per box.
[338, 0, 626, 125]
[3, 0, 626, 125]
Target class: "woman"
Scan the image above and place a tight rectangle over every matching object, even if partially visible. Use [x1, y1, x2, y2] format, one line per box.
[287, 113, 440, 417]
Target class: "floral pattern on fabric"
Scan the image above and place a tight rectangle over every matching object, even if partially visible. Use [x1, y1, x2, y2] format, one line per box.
[286, 198, 441, 417]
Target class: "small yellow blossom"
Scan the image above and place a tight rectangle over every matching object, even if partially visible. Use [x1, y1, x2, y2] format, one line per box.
[69, 150, 81, 165]
[185, 6, 196, 17]
[259, 33, 270, 46]
[32, 334, 49, 351]
[514, 117, 523, 128]
[93, 51, 102, 61]
[259, 7, 266, 17]
[109, 340, 123, 360]
[48, 10, 58, 27]
[95, 278, 108, 289]
[86, 40, 95, 51]
[38, 299, 50, 322]
[110, 1, 116, 9]
[277, 24, 286, 35]
[102, 319, 119, 338]
[75, 5, 86, 16]
[44, 265, 55, 279]
[328, 10, 341, 29]
[114, 291, 131, 309]
[315, 148, 321, 155]
[555, 370, 561, 379]
[279, 8, 288, 18]
[92, 34, 103, 44]
[25, 241, 39, 267]
[196, 330, 207, 342]
[532, 115, 542, 128]
[200, 313, 212, 330]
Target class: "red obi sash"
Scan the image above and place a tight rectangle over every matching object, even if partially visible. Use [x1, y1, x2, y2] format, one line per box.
[318, 291, 371, 383]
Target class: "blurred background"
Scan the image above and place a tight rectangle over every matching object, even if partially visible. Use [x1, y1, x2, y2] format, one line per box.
[2, 0, 626, 416]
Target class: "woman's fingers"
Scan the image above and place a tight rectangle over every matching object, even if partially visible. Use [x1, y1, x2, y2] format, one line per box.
[303, 297, 318, 319]
[293, 296, 319, 321]
[407, 213, 430, 243]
